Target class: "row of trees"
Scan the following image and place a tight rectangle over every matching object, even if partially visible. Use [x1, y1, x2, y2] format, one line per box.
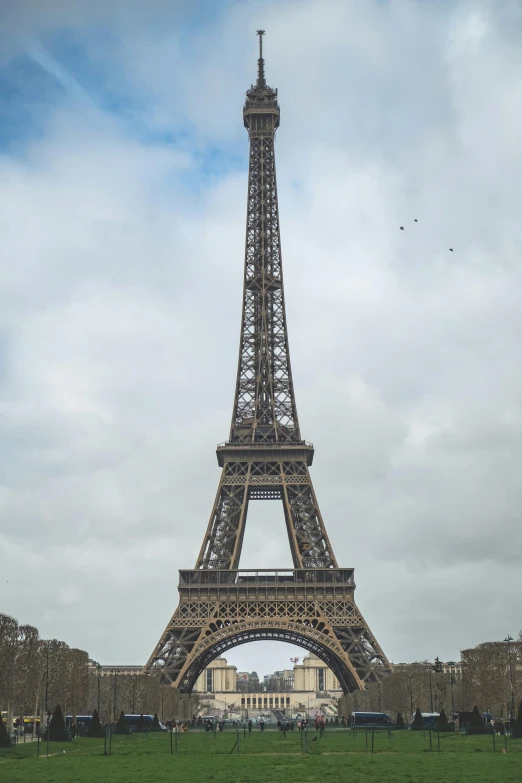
[0, 613, 199, 731]
[339, 636, 521, 722]
[461, 639, 522, 718]
[338, 663, 464, 720]
[91, 672, 199, 723]
[0, 613, 90, 732]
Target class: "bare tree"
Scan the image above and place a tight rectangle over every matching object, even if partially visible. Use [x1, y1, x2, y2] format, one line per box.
[12, 624, 40, 732]
[63, 649, 90, 721]
[461, 641, 521, 717]
[0, 615, 41, 731]
[0, 612, 205, 733]
[337, 661, 463, 722]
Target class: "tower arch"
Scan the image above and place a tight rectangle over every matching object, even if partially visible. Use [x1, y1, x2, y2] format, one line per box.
[176, 621, 363, 694]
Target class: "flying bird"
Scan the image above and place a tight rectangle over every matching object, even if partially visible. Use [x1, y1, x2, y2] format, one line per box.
[414, 218, 418, 222]
[400, 226, 404, 230]
[449, 248, 454, 252]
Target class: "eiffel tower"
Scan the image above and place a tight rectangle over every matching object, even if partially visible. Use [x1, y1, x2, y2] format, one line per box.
[145, 31, 390, 694]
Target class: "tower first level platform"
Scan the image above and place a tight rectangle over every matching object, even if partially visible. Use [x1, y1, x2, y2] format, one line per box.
[147, 569, 389, 694]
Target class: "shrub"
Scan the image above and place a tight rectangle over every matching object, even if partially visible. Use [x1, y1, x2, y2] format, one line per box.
[0, 715, 11, 748]
[395, 712, 405, 729]
[87, 709, 104, 738]
[437, 709, 450, 732]
[469, 706, 486, 735]
[411, 708, 423, 731]
[48, 705, 70, 742]
[115, 711, 129, 735]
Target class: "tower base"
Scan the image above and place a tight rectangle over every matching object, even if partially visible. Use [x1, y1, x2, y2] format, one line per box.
[144, 569, 390, 693]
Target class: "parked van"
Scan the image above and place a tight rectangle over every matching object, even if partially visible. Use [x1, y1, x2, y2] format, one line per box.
[65, 714, 168, 732]
[351, 712, 394, 729]
[125, 714, 168, 732]
[410, 712, 440, 728]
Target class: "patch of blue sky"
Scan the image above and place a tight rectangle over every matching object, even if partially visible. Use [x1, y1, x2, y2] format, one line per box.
[0, 54, 65, 152]
[1, 29, 179, 151]
[192, 144, 244, 180]
[44, 30, 248, 191]
[40, 29, 185, 136]
[1, 10, 247, 192]
[0, 334, 7, 386]
[144, 143, 246, 210]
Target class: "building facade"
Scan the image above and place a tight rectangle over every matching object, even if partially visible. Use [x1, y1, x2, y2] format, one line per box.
[293, 654, 341, 692]
[89, 662, 144, 677]
[193, 656, 237, 693]
[264, 669, 295, 692]
[193, 653, 342, 716]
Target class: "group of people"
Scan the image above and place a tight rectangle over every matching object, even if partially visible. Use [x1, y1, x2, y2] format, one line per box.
[204, 719, 241, 732]
[165, 720, 189, 733]
[69, 721, 90, 738]
[489, 718, 507, 735]
[199, 715, 335, 733]
[294, 716, 329, 732]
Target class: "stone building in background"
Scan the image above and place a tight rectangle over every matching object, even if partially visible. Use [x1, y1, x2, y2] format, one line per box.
[294, 654, 341, 692]
[193, 653, 343, 718]
[193, 657, 237, 693]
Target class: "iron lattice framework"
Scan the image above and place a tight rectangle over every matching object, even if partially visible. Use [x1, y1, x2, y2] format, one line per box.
[145, 32, 390, 694]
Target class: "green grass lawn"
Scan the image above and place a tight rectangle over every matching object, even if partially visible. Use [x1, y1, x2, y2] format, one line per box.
[1, 729, 521, 783]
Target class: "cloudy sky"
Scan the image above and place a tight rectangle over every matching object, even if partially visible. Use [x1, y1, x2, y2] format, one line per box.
[1, 0, 521, 679]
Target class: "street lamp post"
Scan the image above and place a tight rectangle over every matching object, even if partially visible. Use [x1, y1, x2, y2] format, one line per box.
[504, 636, 516, 722]
[112, 669, 120, 722]
[96, 664, 102, 717]
[434, 657, 443, 711]
[408, 673, 413, 719]
[446, 662, 456, 719]
[44, 643, 50, 718]
[427, 658, 442, 713]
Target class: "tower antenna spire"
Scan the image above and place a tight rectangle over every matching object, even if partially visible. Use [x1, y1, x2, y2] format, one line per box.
[256, 29, 266, 88]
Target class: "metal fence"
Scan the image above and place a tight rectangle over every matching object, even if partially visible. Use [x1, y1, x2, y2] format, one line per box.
[5, 723, 520, 759]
